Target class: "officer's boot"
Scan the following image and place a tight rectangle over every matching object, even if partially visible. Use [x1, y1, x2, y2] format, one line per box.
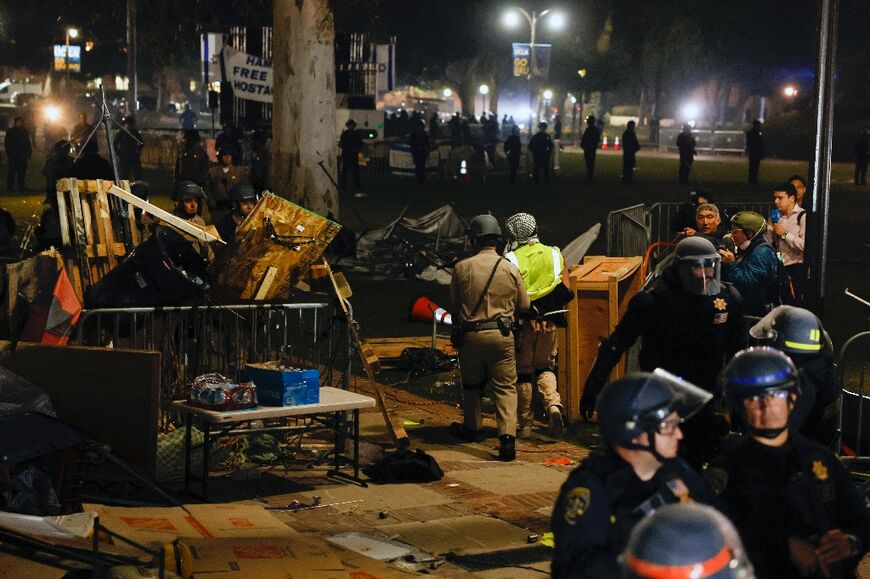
[498, 434, 516, 461]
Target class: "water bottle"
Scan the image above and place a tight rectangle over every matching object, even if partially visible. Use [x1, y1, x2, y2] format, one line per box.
[770, 209, 780, 223]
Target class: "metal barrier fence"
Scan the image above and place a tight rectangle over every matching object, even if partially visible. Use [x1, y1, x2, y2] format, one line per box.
[839, 331, 870, 458]
[606, 204, 648, 257]
[72, 302, 344, 422]
[658, 129, 745, 155]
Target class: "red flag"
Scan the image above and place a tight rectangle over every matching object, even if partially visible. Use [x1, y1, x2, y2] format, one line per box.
[42, 267, 82, 345]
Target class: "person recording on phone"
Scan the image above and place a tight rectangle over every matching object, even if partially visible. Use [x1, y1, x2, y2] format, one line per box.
[766, 182, 806, 304]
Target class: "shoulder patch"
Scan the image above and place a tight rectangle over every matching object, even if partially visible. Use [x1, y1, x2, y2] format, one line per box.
[562, 486, 592, 525]
[703, 467, 729, 496]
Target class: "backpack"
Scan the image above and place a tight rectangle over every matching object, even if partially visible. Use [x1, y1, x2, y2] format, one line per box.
[763, 242, 797, 307]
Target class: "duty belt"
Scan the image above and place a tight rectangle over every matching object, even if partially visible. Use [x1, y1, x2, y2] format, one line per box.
[460, 320, 502, 332]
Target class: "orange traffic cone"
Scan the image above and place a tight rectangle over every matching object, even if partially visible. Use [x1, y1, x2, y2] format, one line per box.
[614, 136, 620, 151]
[410, 296, 452, 325]
[601, 135, 609, 150]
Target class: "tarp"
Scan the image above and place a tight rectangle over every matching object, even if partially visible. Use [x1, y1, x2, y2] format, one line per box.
[355, 204, 467, 262]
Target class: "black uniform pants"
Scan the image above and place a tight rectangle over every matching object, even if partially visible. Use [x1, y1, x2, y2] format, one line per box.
[532, 155, 550, 184]
[584, 150, 596, 183]
[508, 158, 520, 184]
[412, 154, 427, 184]
[340, 153, 361, 188]
[748, 155, 762, 184]
[679, 157, 693, 183]
[6, 158, 27, 191]
[623, 153, 636, 183]
[855, 158, 868, 185]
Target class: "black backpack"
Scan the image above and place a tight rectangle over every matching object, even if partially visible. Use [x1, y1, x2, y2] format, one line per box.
[363, 448, 444, 483]
[763, 242, 797, 307]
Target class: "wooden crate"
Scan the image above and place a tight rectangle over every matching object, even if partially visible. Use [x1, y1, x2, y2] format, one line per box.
[56, 178, 140, 300]
[557, 256, 643, 423]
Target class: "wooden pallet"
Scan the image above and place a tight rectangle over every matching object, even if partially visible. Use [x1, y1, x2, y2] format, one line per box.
[55, 178, 141, 300]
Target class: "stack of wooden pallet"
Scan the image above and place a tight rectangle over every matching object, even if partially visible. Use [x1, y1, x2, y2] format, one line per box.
[55, 178, 141, 300]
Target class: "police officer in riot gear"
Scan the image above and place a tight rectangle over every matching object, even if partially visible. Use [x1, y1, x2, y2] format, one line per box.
[707, 347, 870, 578]
[582, 236, 744, 467]
[552, 370, 718, 578]
[216, 182, 258, 245]
[621, 503, 755, 579]
[450, 214, 529, 461]
[750, 306, 841, 447]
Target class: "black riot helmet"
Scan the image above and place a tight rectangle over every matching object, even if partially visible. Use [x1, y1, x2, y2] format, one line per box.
[597, 370, 711, 459]
[749, 305, 832, 359]
[674, 236, 722, 296]
[173, 180, 206, 202]
[231, 182, 258, 206]
[621, 504, 754, 579]
[719, 347, 799, 439]
[467, 214, 501, 247]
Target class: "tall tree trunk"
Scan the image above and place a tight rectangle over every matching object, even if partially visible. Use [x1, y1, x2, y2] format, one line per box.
[272, 0, 339, 218]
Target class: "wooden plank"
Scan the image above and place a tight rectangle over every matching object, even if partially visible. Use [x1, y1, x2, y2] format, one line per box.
[108, 184, 223, 245]
[367, 336, 457, 360]
[253, 266, 279, 300]
[323, 259, 408, 449]
[67, 179, 91, 285]
[94, 180, 119, 268]
[56, 189, 71, 246]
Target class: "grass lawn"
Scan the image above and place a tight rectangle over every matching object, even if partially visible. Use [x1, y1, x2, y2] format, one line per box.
[3, 147, 867, 344]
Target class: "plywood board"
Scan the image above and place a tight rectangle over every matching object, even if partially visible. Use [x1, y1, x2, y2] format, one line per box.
[298, 482, 452, 513]
[0, 343, 161, 477]
[211, 194, 341, 302]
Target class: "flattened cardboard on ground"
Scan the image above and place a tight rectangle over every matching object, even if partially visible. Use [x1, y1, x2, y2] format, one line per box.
[378, 515, 530, 556]
[83, 503, 296, 546]
[0, 553, 67, 578]
[188, 535, 344, 576]
[304, 481, 451, 513]
[445, 463, 567, 496]
[210, 193, 341, 302]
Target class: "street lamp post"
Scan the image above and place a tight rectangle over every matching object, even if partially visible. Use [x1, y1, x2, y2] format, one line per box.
[503, 7, 563, 137]
[479, 84, 489, 118]
[65, 27, 78, 96]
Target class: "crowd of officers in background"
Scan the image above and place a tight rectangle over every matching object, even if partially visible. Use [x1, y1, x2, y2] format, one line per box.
[30, 114, 267, 255]
[448, 180, 865, 577]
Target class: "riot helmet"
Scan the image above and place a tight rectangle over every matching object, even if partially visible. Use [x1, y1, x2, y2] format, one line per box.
[621, 504, 754, 579]
[674, 237, 721, 296]
[597, 370, 712, 459]
[504, 212, 537, 247]
[173, 180, 205, 202]
[231, 183, 258, 205]
[749, 305, 832, 358]
[467, 214, 501, 246]
[719, 347, 799, 439]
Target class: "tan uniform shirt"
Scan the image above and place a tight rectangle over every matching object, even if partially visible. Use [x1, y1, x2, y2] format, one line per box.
[206, 164, 250, 208]
[451, 249, 530, 322]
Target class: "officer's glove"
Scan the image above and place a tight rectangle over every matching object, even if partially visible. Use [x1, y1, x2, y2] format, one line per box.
[580, 373, 605, 421]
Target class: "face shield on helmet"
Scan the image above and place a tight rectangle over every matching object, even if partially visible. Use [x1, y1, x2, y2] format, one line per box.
[749, 305, 831, 358]
[621, 503, 755, 579]
[598, 370, 712, 457]
[674, 237, 722, 296]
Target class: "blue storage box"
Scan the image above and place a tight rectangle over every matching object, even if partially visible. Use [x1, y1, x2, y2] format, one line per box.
[243, 363, 320, 407]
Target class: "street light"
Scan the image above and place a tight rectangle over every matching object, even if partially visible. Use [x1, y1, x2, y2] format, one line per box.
[479, 84, 489, 117]
[784, 85, 798, 98]
[443, 88, 452, 98]
[502, 6, 565, 136]
[65, 27, 79, 96]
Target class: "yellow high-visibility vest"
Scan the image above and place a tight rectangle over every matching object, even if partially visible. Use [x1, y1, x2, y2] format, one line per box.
[505, 242, 564, 301]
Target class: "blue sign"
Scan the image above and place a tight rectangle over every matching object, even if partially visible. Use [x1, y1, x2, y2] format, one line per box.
[512, 43, 552, 78]
[53, 44, 81, 72]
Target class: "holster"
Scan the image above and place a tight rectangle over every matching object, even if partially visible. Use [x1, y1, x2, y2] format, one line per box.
[450, 324, 465, 348]
[496, 317, 514, 338]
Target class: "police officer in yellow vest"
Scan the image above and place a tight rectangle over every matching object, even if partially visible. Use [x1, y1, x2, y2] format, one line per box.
[504, 213, 573, 438]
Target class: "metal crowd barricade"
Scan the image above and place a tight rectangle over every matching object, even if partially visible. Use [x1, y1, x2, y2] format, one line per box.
[72, 302, 344, 422]
[606, 204, 649, 257]
[838, 331, 870, 459]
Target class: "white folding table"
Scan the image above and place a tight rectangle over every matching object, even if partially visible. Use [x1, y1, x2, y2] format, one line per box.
[172, 387, 376, 499]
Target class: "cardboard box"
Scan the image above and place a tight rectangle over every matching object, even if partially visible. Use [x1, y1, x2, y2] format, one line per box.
[244, 364, 320, 407]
